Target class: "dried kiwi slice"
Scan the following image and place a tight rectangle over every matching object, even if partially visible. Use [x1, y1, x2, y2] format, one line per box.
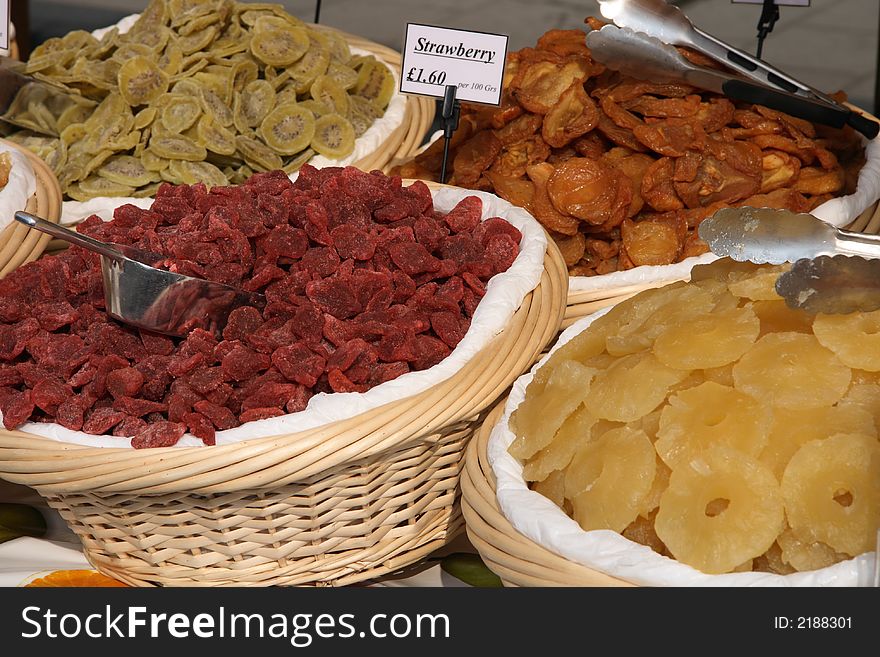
[133, 106, 158, 130]
[118, 56, 170, 107]
[282, 148, 315, 173]
[353, 59, 395, 109]
[326, 62, 358, 90]
[149, 135, 207, 161]
[141, 150, 171, 172]
[310, 113, 355, 159]
[157, 42, 183, 76]
[258, 104, 315, 155]
[56, 104, 93, 133]
[168, 159, 228, 188]
[200, 88, 234, 127]
[275, 85, 301, 106]
[310, 74, 350, 116]
[97, 154, 159, 187]
[348, 95, 384, 137]
[178, 25, 218, 55]
[288, 45, 330, 94]
[77, 174, 137, 197]
[197, 115, 237, 156]
[298, 99, 332, 117]
[236, 134, 283, 171]
[239, 79, 276, 127]
[250, 25, 310, 67]
[161, 95, 202, 132]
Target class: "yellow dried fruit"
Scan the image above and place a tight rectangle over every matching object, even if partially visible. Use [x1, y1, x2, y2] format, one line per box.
[522, 404, 596, 483]
[586, 353, 689, 422]
[813, 309, 880, 371]
[653, 305, 759, 370]
[733, 333, 851, 410]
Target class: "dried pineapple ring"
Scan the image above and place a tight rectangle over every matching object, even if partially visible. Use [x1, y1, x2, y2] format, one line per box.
[118, 56, 170, 107]
[838, 382, 880, 428]
[752, 299, 814, 336]
[250, 25, 310, 67]
[160, 95, 202, 133]
[353, 59, 395, 109]
[726, 265, 789, 301]
[566, 426, 656, 532]
[776, 526, 847, 572]
[96, 155, 158, 188]
[639, 457, 671, 516]
[258, 104, 315, 155]
[657, 381, 772, 469]
[522, 405, 597, 483]
[654, 305, 759, 369]
[310, 113, 355, 159]
[605, 283, 715, 356]
[585, 353, 689, 422]
[656, 446, 784, 574]
[531, 469, 566, 509]
[760, 406, 876, 479]
[813, 309, 880, 371]
[782, 433, 880, 556]
[733, 333, 851, 410]
[509, 360, 596, 461]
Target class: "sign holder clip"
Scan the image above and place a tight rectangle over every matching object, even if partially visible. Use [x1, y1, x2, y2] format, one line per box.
[439, 84, 461, 185]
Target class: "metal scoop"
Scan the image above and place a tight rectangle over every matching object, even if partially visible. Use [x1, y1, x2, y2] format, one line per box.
[595, 0, 879, 138]
[699, 206, 880, 314]
[15, 211, 265, 337]
[585, 25, 865, 133]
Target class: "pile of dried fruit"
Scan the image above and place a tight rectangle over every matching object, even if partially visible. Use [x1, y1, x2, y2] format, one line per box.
[509, 259, 880, 575]
[3, 0, 396, 199]
[0, 166, 521, 448]
[395, 20, 865, 276]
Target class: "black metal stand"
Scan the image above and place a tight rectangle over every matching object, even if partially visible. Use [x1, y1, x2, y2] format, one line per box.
[314, 0, 322, 24]
[756, 0, 780, 59]
[439, 85, 461, 185]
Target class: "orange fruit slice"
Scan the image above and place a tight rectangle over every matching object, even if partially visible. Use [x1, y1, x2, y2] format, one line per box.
[24, 569, 128, 587]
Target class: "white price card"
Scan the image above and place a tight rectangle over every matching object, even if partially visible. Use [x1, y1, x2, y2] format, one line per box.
[0, 0, 8, 51]
[400, 23, 509, 106]
[731, 1, 810, 6]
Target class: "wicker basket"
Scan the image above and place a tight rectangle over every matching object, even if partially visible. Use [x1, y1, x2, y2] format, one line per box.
[462, 401, 632, 587]
[0, 237, 567, 587]
[0, 139, 63, 278]
[321, 27, 435, 173]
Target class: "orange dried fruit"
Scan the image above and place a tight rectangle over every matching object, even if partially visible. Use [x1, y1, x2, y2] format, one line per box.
[541, 82, 599, 148]
[547, 157, 632, 227]
[25, 570, 128, 587]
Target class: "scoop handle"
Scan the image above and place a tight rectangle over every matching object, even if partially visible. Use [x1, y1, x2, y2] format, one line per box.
[14, 211, 124, 262]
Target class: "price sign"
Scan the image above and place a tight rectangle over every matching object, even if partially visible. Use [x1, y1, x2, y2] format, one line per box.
[731, 1, 809, 6]
[400, 24, 508, 106]
[0, 1, 8, 51]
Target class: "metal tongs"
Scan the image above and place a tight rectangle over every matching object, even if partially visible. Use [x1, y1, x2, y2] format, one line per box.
[15, 211, 265, 337]
[699, 207, 880, 314]
[591, 0, 879, 138]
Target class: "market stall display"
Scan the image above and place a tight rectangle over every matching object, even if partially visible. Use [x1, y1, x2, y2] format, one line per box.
[0, 168, 566, 586]
[463, 259, 879, 585]
[1, 0, 434, 205]
[392, 20, 879, 326]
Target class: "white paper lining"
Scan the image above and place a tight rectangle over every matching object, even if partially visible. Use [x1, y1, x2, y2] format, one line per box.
[488, 309, 877, 586]
[7, 187, 547, 448]
[62, 14, 408, 225]
[0, 142, 37, 232]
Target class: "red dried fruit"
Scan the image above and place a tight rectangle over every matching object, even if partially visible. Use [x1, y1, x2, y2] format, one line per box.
[131, 421, 186, 448]
[1, 390, 34, 429]
[106, 367, 145, 399]
[300, 247, 340, 278]
[32, 379, 73, 414]
[241, 382, 298, 411]
[167, 352, 205, 377]
[83, 407, 127, 434]
[272, 343, 326, 387]
[472, 216, 523, 247]
[285, 385, 312, 413]
[193, 400, 238, 430]
[306, 278, 361, 319]
[410, 334, 451, 370]
[113, 416, 148, 437]
[431, 311, 469, 348]
[413, 215, 450, 252]
[188, 367, 225, 395]
[35, 301, 79, 331]
[221, 345, 271, 382]
[139, 330, 174, 356]
[184, 411, 216, 445]
[112, 396, 167, 417]
[55, 396, 84, 431]
[330, 224, 377, 261]
[368, 361, 410, 386]
[444, 196, 483, 233]
[239, 407, 284, 423]
[388, 242, 442, 276]
[223, 306, 264, 342]
[263, 225, 309, 260]
[327, 368, 368, 393]
[486, 233, 520, 274]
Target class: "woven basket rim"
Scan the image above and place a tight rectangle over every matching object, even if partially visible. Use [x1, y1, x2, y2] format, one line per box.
[461, 400, 633, 587]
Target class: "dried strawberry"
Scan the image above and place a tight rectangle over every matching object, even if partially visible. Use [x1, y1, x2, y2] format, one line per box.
[32, 379, 73, 414]
[183, 411, 216, 445]
[113, 396, 167, 417]
[486, 233, 520, 274]
[388, 242, 442, 276]
[1, 390, 34, 429]
[193, 400, 238, 430]
[83, 407, 127, 434]
[300, 247, 340, 278]
[113, 416, 148, 437]
[473, 216, 522, 247]
[0, 365, 23, 387]
[221, 345, 271, 381]
[35, 301, 79, 331]
[431, 312, 469, 348]
[131, 421, 185, 449]
[285, 385, 313, 413]
[56, 396, 84, 431]
[327, 368, 368, 393]
[444, 196, 483, 233]
[188, 367, 226, 395]
[368, 361, 410, 386]
[106, 367, 145, 399]
[239, 407, 284, 423]
[139, 330, 174, 356]
[241, 382, 298, 411]
[272, 343, 326, 387]
[410, 334, 451, 370]
[263, 225, 308, 260]
[306, 278, 361, 319]
[223, 306, 263, 344]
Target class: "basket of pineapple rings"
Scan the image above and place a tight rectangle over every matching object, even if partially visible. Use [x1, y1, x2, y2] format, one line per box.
[1, 0, 435, 220]
[462, 257, 880, 586]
